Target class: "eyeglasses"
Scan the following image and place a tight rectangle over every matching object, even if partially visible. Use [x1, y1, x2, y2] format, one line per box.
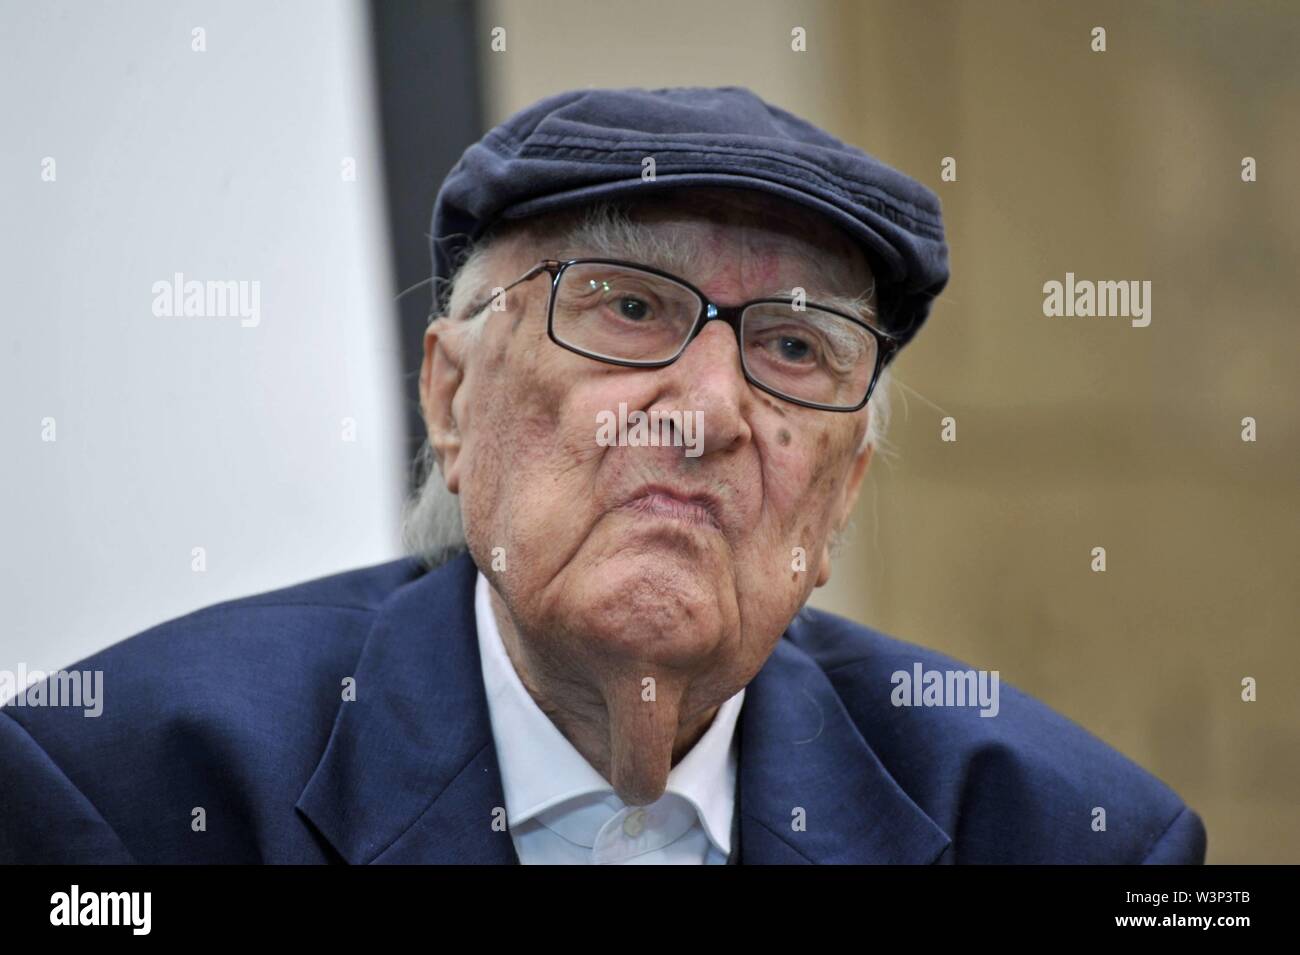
[459, 258, 901, 412]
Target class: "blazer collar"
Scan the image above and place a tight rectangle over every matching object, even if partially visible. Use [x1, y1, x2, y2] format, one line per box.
[734, 615, 952, 864]
[296, 551, 950, 864]
[296, 551, 517, 863]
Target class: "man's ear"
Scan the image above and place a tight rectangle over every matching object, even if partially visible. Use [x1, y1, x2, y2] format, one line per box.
[419, 320, 466, 493]
[814, 440, 874, 588]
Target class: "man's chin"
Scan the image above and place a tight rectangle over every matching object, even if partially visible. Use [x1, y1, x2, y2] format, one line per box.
[560, 554, 733, 666]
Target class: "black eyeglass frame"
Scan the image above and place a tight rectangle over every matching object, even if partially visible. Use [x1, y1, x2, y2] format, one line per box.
[456, 257, 902, 412]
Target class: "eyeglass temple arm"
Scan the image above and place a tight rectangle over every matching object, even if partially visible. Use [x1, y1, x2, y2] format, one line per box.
[430, 260, 564, 324]
[444, 260, 562, 323]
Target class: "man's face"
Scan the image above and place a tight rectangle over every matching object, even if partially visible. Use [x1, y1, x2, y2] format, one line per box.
[422, 188, 876, 719]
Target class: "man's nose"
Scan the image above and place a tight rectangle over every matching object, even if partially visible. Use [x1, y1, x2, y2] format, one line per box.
[649, 318, 753, 457]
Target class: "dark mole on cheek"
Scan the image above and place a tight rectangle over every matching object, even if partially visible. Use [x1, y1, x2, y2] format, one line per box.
[777, 427, 791, 447]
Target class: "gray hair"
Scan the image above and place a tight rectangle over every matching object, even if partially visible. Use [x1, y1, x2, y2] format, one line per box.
[402, 201, 893, 569]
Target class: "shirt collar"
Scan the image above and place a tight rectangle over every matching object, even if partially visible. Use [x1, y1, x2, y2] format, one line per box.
[473, 570, 744, 857]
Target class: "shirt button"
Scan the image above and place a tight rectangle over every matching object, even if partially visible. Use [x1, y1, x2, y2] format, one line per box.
[623, 808, 647, 838]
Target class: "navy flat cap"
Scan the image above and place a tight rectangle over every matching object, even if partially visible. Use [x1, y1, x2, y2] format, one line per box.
[429, 85, 948, 349]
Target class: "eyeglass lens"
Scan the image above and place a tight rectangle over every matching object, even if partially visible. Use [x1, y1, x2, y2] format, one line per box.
[551, 262, 878, 409]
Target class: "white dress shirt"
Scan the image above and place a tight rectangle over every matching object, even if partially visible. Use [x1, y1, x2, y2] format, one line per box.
[473, 571, 745, 864]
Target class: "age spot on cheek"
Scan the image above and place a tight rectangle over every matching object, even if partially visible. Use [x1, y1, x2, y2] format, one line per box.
[758, 394, 788, 418]
[777, 427, 791, 447]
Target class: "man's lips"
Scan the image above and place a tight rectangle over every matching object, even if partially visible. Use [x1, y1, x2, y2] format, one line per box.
[615, 485, 724, 531]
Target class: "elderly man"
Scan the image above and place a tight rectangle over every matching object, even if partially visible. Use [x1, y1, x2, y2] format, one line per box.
[0, 87, 1204, 865]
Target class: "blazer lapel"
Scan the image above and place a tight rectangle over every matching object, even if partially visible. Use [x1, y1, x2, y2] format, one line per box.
[297, 550, 948, 865]
[736, 621, 952, 864]
[296, 551, 518, 864]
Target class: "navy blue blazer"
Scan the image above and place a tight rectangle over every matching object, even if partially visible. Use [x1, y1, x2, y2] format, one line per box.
[0, 551, 1206, 864]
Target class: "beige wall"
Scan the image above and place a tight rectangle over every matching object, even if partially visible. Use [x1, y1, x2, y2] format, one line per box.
[481, 0, 1299, 862]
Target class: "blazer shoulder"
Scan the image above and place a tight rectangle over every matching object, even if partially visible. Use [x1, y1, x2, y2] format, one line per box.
[11, 557, 428, 724]
[208, 554, 429, 616]
[786, 605, 1206, 863]
[75, 556, 424, 670]
[1, 556, 431, 862]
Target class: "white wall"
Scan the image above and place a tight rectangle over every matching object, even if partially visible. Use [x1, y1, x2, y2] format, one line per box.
[0, 0, 406, 689]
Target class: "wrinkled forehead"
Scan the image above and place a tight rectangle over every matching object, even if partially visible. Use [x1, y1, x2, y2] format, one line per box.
[503, 186, 876, 303]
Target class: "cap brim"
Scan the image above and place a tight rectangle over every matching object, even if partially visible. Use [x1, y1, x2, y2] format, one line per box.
[495, 172, 909, 287]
